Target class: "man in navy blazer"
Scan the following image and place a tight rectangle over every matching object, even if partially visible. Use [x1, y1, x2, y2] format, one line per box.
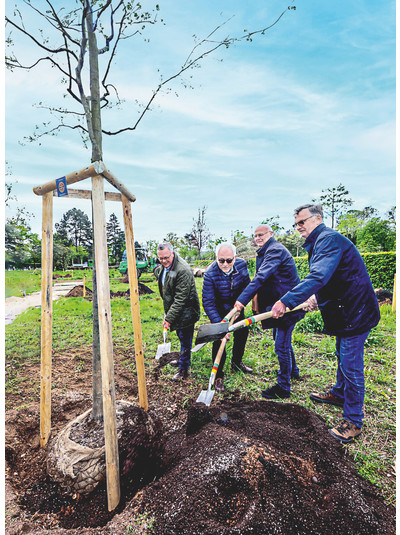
[271, 204, 380, 443]
[235, 225, 305, 400]
[202, 243, 253, 393]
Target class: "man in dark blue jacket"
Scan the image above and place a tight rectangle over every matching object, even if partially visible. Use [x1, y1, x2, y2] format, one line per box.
[202, 243, 252, 393]
[271, 204, 380, 443]
[234, 225, 305, 400]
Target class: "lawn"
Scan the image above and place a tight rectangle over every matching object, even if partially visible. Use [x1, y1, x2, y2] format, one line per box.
[5, 270, 396, 505]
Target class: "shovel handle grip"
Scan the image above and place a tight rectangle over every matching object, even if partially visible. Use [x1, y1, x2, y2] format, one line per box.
[208, 315, 235, 388]
[222, 308, 238, 323]
[227, 302, 308, 333]
[163, 328, 168, 343]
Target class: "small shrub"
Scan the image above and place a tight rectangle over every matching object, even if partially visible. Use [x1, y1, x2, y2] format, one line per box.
[295, 311, 324, 333]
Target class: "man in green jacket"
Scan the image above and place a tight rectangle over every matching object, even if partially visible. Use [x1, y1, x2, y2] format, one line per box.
[157, 242, 201, 380]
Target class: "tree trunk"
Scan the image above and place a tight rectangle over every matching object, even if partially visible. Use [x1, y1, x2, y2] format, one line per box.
[86, 6, 102, 163]
[86, 4, 103, 419]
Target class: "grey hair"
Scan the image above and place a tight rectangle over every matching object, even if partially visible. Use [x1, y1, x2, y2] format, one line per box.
[215, 242, 236, 257]
[157, 242, 174, 253]
[294, 204, 324, 218]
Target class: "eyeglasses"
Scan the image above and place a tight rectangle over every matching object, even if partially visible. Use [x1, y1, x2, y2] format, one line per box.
[159, 254, 172, 261]
[293, 216, 314, 228]
[254, 232, 268, 238]
[218, 258, 234, 264]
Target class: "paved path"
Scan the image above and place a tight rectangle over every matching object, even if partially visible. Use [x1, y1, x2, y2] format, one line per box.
[5, 281, 79, 325]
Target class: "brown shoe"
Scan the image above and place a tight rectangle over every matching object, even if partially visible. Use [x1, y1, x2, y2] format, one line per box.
[215, 378, 225, 393]
[329, 419, 362, 443]
[309, 390, 344, 407]
[172, 369, 188, 381]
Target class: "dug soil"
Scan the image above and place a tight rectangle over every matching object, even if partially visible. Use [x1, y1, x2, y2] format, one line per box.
[65, 282, 154, 299]
[5, 348, 394, 535]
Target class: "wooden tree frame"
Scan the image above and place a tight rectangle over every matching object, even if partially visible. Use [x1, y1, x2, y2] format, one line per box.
[34, 161, 148, 511]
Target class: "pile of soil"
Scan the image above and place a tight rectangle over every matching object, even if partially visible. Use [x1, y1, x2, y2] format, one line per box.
[5, 347, 394, 535]
[65, 283, 154, 299]
[375, 288, 393, 306]
[53, 273, 72, 279]
[66, 286, 94, 298]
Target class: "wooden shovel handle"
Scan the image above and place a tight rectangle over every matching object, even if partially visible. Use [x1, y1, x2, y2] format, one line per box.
[209, 315, 236, 387]
[228, 302, 308, 333]
[222, 307, 239, 322]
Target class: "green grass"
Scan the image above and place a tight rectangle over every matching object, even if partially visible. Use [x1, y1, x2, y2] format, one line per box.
[4, 272, 396, 505]
[5, 269, 43, 298]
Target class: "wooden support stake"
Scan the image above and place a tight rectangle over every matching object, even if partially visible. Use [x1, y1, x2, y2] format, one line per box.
[99, 164, 136, 203]
[34, 162, 104, 196]
[122, 195, 148, 411]
[83, 275, 86, 298]
[392, 273, 396, 313]
[91, 174, 120, 511]
[40, 192, 53, 447]
[52, 188, 123, 202]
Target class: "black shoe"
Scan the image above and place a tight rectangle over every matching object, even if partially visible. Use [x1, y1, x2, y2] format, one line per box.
[169, 359, 179, 367]
[172, 369, 188, 381]
[261, 384, 290, 400]
[215, 378, 225, 393]
[232, 363, 253, 374]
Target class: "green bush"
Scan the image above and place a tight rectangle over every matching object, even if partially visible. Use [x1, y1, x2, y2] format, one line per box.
[293, 252, 395, 291]
[294, 310, 324, 333]
[361, 252, 396, 291]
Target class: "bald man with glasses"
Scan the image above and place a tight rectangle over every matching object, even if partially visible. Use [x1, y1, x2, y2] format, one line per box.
[202, 243, 253, 393]
[234, 224, 305, 400]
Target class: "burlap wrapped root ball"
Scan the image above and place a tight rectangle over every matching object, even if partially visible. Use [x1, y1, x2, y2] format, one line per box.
[47, 400, 164, 496]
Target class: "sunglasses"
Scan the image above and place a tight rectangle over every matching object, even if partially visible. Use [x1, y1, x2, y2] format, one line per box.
[292, 215, 314, 228]
[218, 258, 234, 264]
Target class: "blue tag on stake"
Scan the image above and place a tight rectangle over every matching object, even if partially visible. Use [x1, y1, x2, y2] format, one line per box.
[56, 176, 68, 197]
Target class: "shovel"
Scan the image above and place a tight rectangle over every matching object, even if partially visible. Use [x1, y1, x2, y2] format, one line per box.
[195, 302, 308, 345]
[192, 308, 238, 353]
[155, 327, 171, 360]
[196, 315, 236, 406]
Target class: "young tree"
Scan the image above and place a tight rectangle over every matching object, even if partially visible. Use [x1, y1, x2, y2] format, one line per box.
[106, 213, 125, 263]
[186, 206, 211, 259]
[313, 183, 354, 228]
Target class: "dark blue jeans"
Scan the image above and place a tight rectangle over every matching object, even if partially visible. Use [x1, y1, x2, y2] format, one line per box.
[330, 331, 370, 428]
[274, 325, 299, 392]
[176, 324, 195, 371]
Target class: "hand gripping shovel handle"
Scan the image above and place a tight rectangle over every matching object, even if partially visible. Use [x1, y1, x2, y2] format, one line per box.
[227, 302, 308, 334]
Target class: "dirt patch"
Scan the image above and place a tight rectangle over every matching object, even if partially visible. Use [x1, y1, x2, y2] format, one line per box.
[65, 283, 154, 299]
[375, 288, 393, 306]
[5, 346, 395, 535]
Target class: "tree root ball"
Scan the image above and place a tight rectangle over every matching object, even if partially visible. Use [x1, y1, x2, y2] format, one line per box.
[47, 401, 164, 496]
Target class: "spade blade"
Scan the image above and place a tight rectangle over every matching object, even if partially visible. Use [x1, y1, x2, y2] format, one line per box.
[195, 322, 229, 345]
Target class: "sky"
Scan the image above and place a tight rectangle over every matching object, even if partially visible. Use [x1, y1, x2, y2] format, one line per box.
[4, 0, 396, 245]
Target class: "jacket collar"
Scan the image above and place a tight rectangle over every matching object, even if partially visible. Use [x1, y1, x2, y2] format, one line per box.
[257, 236, 275, 256]
[302, 223, 326, 253]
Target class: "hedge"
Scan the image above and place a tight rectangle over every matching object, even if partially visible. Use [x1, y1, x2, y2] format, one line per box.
[293, 251, 396, 291]
[245, 252, 396, 292]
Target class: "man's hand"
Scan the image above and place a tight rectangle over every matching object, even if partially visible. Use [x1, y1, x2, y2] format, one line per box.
[234, 300, 244, 312]
[305, 295, 318, 312]
[163, 320, 171, 330]
[271, 300, 287, 319]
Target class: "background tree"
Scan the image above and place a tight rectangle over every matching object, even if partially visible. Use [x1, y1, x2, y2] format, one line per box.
[313, 183, 354, 228]
[278, 229, 304, 257]
[261, 215, 285, 234]
[186, 206, 211, 259]
[336, 206, 377, 245]
[106, 213, 125, 263]
[55, 208, 93, 254]
[356, 217, 396, 252]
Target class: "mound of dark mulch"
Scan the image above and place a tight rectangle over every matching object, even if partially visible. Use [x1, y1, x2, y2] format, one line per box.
[126, 400, 394, 535]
